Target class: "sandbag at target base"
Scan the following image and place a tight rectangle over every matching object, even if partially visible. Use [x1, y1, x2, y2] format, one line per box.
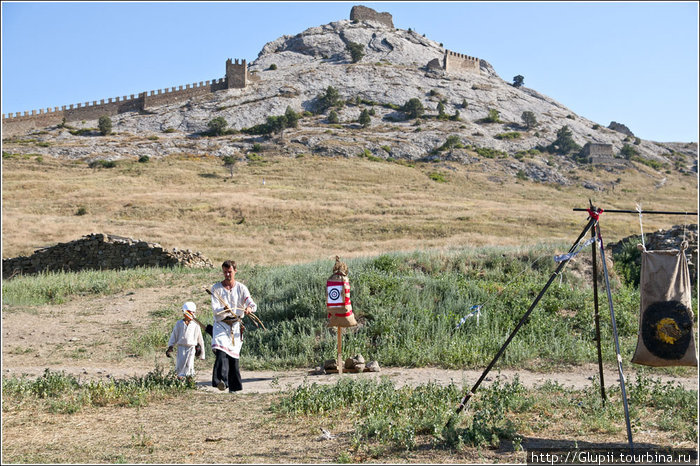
[631, 243, 698, 367]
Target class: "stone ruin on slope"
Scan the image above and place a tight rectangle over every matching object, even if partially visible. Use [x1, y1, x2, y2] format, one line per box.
[2, 233, 213, 279]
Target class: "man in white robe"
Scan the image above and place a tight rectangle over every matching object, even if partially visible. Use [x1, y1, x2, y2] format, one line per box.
[210, 260, 258, 392]
[166, 301, 205, 378]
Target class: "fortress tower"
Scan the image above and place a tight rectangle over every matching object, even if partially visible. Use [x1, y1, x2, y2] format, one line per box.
[226, 58, 248, 89]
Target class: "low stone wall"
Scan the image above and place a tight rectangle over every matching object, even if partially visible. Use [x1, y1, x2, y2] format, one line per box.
[2, 233, 213, 279]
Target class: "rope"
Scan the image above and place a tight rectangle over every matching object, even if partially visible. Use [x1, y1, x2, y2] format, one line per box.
[636, 203, 645, 249]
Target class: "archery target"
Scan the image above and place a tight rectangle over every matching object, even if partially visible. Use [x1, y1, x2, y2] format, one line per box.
[631, 247, 697, 367]
[640, 300, 693, 360]
[327, 284, 344, 305]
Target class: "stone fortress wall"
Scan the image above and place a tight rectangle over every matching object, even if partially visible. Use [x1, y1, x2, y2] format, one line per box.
[2, 60, 247, 137]
[350, 5, 394, 28]
[2, 6, 481, 137]
[443, 50, 480, 73]
[2, 233, 213, 279]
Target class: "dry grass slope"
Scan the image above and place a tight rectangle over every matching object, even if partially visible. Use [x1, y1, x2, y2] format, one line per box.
[2, 153, 696, 266]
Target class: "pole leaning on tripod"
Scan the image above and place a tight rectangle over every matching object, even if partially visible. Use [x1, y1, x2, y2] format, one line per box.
[453, 215, 597, 416]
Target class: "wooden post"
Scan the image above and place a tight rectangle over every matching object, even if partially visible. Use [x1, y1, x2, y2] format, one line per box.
[337, 326, 343, 375]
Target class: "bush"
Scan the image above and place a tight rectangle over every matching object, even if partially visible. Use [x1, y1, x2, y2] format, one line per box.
[435, 135, 463, 152]
[478, 108, 500, 124]
[269, 64, 277, 70]
[285, 106, 300, 129]
[512, 75, 524, 88]
[521, 111, 537, 129]
[474, 147, 507, 158]
[88, 159, 116, 169]
[347, 42, 365, 63]
[317, 86, 341, 113]
[76, 207, 87, 216]
[619, 144, 639, 160]
[495, 132, 521, 140]
[138, 155, 150, 163]
[327, 110, 339, 124]
[358, 109, 371, 128]
[437, 102, 447, 120]
[547, 125, 581, 155]
[613, 239, 642, 287]
[207, 117, 228, 136]
[428, 172, 447, 182]
[402, 98, 425, 119]
[98, 116, 112, 136]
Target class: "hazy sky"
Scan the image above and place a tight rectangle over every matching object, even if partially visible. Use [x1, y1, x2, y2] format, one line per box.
[2, 1, 698, 142]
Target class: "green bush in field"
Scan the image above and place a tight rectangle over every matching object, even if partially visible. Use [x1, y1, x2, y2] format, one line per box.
[2, 366, 194, 413]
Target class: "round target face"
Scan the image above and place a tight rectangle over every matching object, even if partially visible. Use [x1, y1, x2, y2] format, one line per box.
[641, 300, 693, 360]
[328, 288, 341, 301]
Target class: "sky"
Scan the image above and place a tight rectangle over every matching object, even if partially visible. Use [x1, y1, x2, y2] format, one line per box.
[1, 1, 698, 143]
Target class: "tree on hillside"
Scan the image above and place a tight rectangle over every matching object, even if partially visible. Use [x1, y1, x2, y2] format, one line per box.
[402, 98, 425, 119]
[285, 106, 300, 128]
[317, 86, 342, 113]
[347, 41, 365, 63]
[547, 125, 581, 155]
[327, 110, 340, 124]
[358, 108, 371, 128]
[266, 115, 288, 134]
[437, 101, 448, 120]
[521, 111, 538, 130]
[98, 115, 112, 136]
[208, 117, 228, 136]
[619, 144, 639, 160]
[512, 75, 524, 88]
[222, 155, 237, 179]
[483, 108, 500, 123]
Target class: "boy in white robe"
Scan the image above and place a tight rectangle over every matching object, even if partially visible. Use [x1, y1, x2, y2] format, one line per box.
[166, 301, 205, 378]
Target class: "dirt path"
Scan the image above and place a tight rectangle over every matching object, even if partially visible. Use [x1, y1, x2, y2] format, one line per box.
[2, 284, 697, 393]
[3, 363, 697, 394]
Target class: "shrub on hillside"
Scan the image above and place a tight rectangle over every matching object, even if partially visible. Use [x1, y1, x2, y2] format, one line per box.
[327, 110, 340, 124]
[347, 41, 365, 63]
[402, 98, 425, 119]
[98, 116, 112, 136]
[207, 117, 228, 136]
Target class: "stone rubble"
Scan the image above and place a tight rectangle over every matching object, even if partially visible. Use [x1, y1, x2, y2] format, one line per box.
[2, 233, 213, 279]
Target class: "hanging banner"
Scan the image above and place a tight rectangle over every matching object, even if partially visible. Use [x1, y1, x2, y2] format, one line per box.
[631, 244, 698, 367]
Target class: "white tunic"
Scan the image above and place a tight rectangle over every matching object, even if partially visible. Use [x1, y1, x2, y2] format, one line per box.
[210, 281, 257, 359]
[167, 319, 205, 377]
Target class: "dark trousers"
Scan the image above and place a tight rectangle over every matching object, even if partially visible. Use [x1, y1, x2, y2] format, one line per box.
[212, 349, 242, 392]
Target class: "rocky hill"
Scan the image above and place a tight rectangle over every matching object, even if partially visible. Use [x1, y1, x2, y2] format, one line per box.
[2, 6, 697, 187]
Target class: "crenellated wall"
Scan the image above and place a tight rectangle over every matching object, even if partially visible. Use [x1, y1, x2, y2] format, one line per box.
[2, 58, 248, 137]
[225, 59, 248, 89]
[443, 50, 480, 73]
